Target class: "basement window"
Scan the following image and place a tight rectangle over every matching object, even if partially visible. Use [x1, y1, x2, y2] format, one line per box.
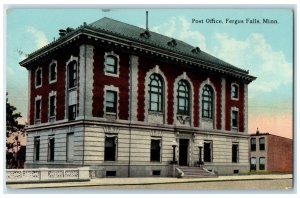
[152, 170, 161, 176]
[106, 171, 116, 177]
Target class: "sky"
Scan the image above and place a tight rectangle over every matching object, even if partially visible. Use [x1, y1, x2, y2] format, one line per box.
[5, 8, 293, 138]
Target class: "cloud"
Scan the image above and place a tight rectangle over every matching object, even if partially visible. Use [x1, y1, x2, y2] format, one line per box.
[152, 16, 207, 51]
[151, 16, 292, 96]
[25, 26, 48, 49]
[211, 32, 292, 94]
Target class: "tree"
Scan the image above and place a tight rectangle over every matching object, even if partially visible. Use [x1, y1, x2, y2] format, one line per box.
[6, 93, 25, 169]
[6, 93, 24, 134]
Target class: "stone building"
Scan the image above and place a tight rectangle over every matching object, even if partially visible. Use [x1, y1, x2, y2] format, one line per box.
[20, 17, 255, 177]
[249, 131, 293, 173]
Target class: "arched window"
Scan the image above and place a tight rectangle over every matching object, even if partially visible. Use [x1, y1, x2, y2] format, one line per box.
[149, 74, 163, 112]
[105, 55, 117, 74]
[231, 84, 238, 99]
[202, 85, 213, 119]
[68, 61, 77, 89]
[177, 80, 190, 115]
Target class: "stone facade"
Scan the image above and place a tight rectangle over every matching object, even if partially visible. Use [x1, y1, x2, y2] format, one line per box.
[21, 17, 255, 177]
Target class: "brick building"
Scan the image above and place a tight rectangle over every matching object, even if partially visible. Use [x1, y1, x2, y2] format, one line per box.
[20, 17, 255, 177]
[249, 131, 293, 173]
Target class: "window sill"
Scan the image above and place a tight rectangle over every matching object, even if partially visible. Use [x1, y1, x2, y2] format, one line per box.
[35, 85, 42, 89]
[202, 118, 213, 122]
[231, 97, 239, 101]
[104, 72, 119, 78]
[148, 111, 164, 115]
[49, 80, 57, 84]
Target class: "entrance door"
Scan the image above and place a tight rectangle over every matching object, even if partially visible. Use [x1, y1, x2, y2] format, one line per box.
[179, 139, 189, 166]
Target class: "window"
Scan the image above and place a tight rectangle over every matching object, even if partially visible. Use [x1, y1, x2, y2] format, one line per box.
[49, 95, 56, 118]
[149, 74, 163, 112]
[49, 62, 57, 83]
[259, 137, 265, 151]
[232, 143, 239, 163]
[104, 135, 117, 161]
[231, 110, 238, 128]
[250, 157, 256, 170]
[106, 91, 117, 113]
[34, 137, 40, 161]
[250, 138, 256, 151]
[48, 136, 55, 161]
[231, 84, 238, 99]
[68, 105, 76, 120]
[66, 133, 74, 161]
[202, 85, 213, 119]
[35, 68, 42, 87]
[105, 55, 117, 74]
[35, 99, 41, 121]
[150, 138, 161, 162]
[204, 141, 212, 162]
[68, 90, 77, 120]
[259, 157, 265, 170]
[68, 61, 77, 89]
[177, 80, 190, 115]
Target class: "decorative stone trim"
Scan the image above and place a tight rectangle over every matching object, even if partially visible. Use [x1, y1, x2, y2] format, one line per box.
[6, 167, 90, 183]
[34, 95, 42, 124]
[221, 78, 226, 130]
[103, 85, 120, 120]
[244, 84, 248, 132]
[150, 130, 162, 137]
[104, 51, 120, 78]
[144, 65, 168, 124]
[231, 82, 239, 101]
[48, 91, 57, 122]
[78, 44, 94, 118]
[49, 59, 57, 84]
[199, 78, 217, 129]
[65, 55, 79, 120]
[231, 106, 239, 132]
[28, 72, 31, 124]
[128, 55, 139, 121]
[35, 67, 42, 89]
[103, 126, 120, 134]
[173, 72, 194, 127]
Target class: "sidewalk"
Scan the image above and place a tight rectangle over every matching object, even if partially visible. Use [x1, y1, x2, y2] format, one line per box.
[6, 174, 293, 189]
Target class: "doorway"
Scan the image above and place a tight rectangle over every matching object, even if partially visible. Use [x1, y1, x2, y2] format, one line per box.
[179, 139, 189, 166]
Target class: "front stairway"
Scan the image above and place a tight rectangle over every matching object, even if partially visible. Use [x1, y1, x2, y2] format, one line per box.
[177, 166, 218, 178]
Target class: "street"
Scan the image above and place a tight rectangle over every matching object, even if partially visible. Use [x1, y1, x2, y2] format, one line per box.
[67, 179, 292, 190]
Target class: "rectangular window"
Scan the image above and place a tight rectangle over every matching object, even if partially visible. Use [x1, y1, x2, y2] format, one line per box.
[50, 63, 57, 82]
[49, 95, 56, 117]
[35, 99, 41, 120]
[106, 91, 117, 113]
[104, 135, 117, 161]
[150, 138, 161, 162]
[68, 61, 77, 89]
[259, 157, 265, 170]
[250, 138, 256, 151]
[66, 133, 74, 161]
[232, 110, 238, 128]
[48, 136, 55, 161]
[68, 105, 76, 120]
[232, 143, 239, 163]
[259, 137, 265, 151]
[34, 137, 40, 161]
[105, 56, 117, 74]
[204, 141, 212, 162]
[36, 68, 42, 87]
[250, 157, 256, 171]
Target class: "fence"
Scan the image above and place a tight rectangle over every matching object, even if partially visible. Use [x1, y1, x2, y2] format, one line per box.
[6, 167, 90, 183]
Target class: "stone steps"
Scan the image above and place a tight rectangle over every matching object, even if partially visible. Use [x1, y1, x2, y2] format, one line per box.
[178, 166, 218, 178]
